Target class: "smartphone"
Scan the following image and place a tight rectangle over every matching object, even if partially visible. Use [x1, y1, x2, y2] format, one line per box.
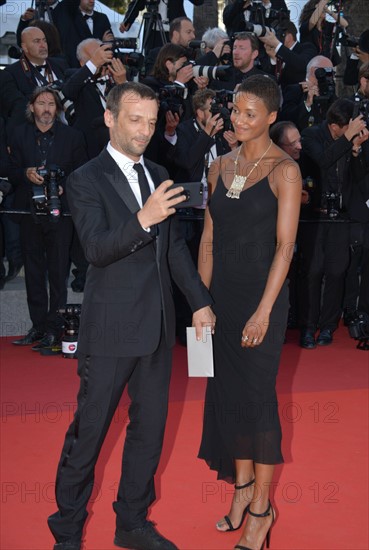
[170, 182, 204, 208]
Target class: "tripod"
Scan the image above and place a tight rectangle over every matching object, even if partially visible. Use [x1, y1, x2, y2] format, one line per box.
[138, 3, 168, 57]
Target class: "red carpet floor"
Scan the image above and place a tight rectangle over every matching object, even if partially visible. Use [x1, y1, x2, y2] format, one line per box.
[1, 326, 368, 550]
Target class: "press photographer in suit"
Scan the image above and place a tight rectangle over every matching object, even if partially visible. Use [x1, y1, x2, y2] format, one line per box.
[47, 82, 215, 550]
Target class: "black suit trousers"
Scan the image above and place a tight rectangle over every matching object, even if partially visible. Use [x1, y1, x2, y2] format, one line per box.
[47, 330, 172, 542]
[298, 221, 350, 331]
[20, 215, 73, 333]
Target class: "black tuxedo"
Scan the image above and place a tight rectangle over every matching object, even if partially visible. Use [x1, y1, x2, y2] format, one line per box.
[56, 4, 113, 67]
[62, 66, 109, 158]
[48, 148, 212, 543]
[280, 83, 337, 131]
[3, 56, 67, 134]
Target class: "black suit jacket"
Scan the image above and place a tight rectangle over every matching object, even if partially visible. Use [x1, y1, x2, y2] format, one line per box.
[275, 41, 317, 88]
[8, 120, 88, 213]
[124, 0, 204, 27]
[67, 148, 212, 356]
[172, 118, 231, 182]
[223, 0, 288, 37]
[56, 7, 113, 67]
[62, 66, 108, 158]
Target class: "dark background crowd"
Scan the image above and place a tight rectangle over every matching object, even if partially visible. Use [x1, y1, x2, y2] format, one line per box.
[0, 0, 369, 351]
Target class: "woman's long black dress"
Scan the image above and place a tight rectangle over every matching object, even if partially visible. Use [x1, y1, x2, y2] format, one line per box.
[198, 168, 289, 483]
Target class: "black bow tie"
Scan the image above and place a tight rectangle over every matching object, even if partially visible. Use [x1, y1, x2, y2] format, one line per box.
[83, 13, 93, 19]
[36, 64, 47, 71]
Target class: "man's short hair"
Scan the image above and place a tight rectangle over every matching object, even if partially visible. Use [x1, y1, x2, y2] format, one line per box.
[326, 98, 355, 127]
[106, 82, 157, 119]
[152, 43, 188, 80]
[237, 75, 280, 113]
[76, 38, 101, 62]
[270, 121, 298, 146]
[25, 86, 62, 122]
[192, 88, 216, 112]
[278, 21, 298, 41]
[233, 32, 259, 52]
[169, 17, 192, 40]
[201, 27, 228, 50]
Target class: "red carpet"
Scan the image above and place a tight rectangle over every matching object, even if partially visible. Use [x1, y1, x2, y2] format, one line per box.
[1, 326, 368, 550]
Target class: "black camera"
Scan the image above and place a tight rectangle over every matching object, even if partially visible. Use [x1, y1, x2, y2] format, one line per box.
[183, 58, 231, 81]
[188, 40, 206, 50]
[244, 21, 273, 38]
[33, 165, 65, 221]
[353, 97, 369, 125]
[348, 310, 369, 350]
[158, 85, 187, 118]
[322, 191, 342, 219]
[338, 33, 360, 48]
[47, 81, 75, 124]
[103, 38, 139, 50]
[103, 39, 144, 70]
[210, 89, 234, 132]
[57, 304, 82, 359]
[314, 67, 336, 104]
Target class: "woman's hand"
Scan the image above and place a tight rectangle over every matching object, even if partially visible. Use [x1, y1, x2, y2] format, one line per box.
[241, 308, 270, 348]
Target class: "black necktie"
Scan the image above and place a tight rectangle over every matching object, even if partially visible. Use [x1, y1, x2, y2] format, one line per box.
[133, 163, 151, 205]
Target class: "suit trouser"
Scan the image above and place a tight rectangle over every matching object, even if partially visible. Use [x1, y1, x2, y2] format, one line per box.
[20, 215, 73, 333]
[298, 221, 350, 331]
[48, 333, 172, 543]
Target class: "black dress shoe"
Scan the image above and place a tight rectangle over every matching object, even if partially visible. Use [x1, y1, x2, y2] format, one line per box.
[316, 329, 333, 346]
[114, 521, 178, 550]
[300, 330, 316, 349]
[5, 262, 23, 282]
[12, 328, 45, 346]
[53, 540, 81, 550]
[31, 333, 60, 351]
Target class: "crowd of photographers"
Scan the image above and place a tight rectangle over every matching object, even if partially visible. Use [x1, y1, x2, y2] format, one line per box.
[0, 0, 369, 351]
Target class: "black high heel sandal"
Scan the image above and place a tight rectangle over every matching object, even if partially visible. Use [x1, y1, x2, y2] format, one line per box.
[216, 478, 255, 532]
[234, 500, 274, 550]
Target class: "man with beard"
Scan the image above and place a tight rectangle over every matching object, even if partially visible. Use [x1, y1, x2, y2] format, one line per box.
[9, 87, 87, 350]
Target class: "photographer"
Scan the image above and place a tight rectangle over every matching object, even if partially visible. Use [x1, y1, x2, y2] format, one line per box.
[223, 0, 288, 38]
[8, 87, 88, 351]
[3, 27, 67, 134]
[258, 21, 317, 89]
[298, 98, 368, 349]
[120, 0, 203, 55]
[196, 27, 232, 66]
[298, 0, 348, 66]
[280, 54, 335, 131]
[62, 38, 127, 159]
[343, 29, 369, 87]
[210, 31, 267, 92]
[144, 16, 197, 79]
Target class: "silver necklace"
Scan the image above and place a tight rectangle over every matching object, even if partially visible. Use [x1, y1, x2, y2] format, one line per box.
[226, 139, 273, 199]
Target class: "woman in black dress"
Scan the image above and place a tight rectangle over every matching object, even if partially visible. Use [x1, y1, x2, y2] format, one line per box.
[198, 75, 301, 550]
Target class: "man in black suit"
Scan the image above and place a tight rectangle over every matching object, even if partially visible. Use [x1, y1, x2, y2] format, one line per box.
[9, 86, 88, 350]
[47, 81, 215, 550]
[62, 38, 127, 159]
[280, 54, 335, 131]
[259, 21, 317, 89]
[56, 0, 113, 67]
[223, 0, 288, 38]
[211, 32, 267, 91]
[298, 99, 367, 349]
[3, 27, 67, 133]
[121, 0, 203, 55]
